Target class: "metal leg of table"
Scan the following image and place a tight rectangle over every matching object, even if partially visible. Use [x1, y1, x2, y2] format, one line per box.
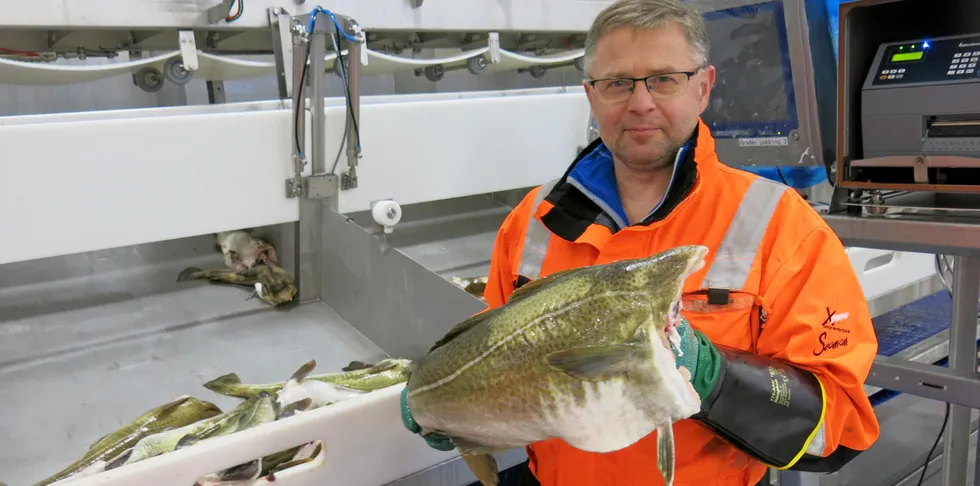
[776, 470, 820, 486]
[943, 256, 980, 486]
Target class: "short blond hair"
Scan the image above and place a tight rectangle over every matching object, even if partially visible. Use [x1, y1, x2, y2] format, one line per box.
[583, 0, 710, 75]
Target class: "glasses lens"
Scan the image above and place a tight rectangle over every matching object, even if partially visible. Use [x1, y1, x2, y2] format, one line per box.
[645, 73, 689, 97]
[594, 78, 634, 101]
[593, 72, 691, 101]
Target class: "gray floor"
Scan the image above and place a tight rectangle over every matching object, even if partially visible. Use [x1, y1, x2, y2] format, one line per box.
[815, 392, 979, 486]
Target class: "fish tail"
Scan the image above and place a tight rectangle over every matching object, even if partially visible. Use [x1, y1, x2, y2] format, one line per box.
[290, 360, 317, 381]
[202, 373, 251, 397]
[656, 423, 675, 486]
[460, 453, 499, 486]
[176, 267, 203, 282]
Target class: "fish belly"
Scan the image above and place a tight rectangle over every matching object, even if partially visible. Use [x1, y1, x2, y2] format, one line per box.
[543, 379, 667, 453]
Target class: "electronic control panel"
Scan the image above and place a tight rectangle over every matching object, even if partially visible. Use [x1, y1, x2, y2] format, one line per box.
[866, 33, 980, 88]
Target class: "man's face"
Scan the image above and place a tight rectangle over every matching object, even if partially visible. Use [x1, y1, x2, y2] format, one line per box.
[584, 23, 716, 173]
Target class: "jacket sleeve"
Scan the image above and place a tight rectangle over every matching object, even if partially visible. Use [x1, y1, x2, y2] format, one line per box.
[755, 224, 881, 470]
[483, 189, 540, 310]
[694, 223, 880, 473]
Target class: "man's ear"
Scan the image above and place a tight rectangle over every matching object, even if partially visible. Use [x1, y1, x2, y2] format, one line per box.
[698, 65, 717, 112]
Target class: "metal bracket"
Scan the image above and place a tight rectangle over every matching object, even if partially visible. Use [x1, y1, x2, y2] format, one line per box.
[342, 168, 359, 190]
[305, 174, 339, 200]
[207, 0, 236, 24]
[177, 30, 199, 71]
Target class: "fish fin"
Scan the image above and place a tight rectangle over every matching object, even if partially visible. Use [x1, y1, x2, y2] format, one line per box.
[276, 397, 313, 418]
[657, 423, 675, 486]
[177, 267, 203, 282]
[459, 452, 500, 486]
[341, 360, 374, 372]
[203, 373, 244, 393]
[545, 344, 641, 382]
[219, 459, 262, 481]
[428, 311, 495, 352]
[104, 449, 133, 471]
[87, 431, 111, 450]
[176, 433, 200, 449]
[505, 266, 590, 304]
[290, 360, 317, 381]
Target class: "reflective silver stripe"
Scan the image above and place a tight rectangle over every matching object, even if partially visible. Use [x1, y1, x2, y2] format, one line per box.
[806, 422, 826, 456]
[517, 178, 559, 279]
[700, 177, 788, 290]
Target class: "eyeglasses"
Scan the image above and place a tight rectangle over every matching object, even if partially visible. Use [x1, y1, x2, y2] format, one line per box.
[588, 68, 702, 103]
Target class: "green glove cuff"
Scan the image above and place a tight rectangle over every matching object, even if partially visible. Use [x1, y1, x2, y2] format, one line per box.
[691, 329, 721, 402]
[401, 387, 456, 452]
[400, 386, 422, 434]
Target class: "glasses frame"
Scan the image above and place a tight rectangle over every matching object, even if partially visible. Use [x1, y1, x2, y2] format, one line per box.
[587, 67, 704, 101]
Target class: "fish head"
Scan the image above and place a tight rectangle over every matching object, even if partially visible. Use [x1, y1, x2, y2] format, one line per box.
[624, 245, 707, 339]
[253, 278, 298, 306]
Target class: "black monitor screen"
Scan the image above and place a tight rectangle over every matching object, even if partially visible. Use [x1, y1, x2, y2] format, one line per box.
[698, 0, 799, 139]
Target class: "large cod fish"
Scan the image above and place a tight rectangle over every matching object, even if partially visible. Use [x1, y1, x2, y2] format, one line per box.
[404, 245, 709, 486]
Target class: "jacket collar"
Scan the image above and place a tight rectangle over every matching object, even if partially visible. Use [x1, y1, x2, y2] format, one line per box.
[541, 119, 713, 242]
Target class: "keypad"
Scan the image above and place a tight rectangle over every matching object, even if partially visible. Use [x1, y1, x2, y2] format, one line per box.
[949, 51, 980, 75]
[879, 68, 905, 80]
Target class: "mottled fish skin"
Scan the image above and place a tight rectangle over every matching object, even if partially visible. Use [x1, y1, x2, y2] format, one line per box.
[405, 246, 708, 485]
[176, 262, 296, 306]
[123, 394, 271, 466]
[31, 397, 222, 486]
[450, 276, 489, 299]
[203, 359, 412, 399]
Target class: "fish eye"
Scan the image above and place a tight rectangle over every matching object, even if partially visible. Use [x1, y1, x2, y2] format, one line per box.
[670, 301, 680, 318]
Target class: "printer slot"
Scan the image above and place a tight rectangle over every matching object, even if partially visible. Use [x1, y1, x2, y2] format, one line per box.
[925, 115, 980, 138]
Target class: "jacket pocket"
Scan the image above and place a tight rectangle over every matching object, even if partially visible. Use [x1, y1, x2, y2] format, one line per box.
[681, 289, 766, 353]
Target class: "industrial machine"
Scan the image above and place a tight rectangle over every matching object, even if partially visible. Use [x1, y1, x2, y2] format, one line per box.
[858, 32, 980, 188]
[825, 0, 980, 485]
[0, 0, 968, 485]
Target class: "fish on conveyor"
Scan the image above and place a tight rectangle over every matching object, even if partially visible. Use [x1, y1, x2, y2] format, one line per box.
[117, 392, 276, 468]
[449, 276, 489, 299]
[31, 396, 222, 486]
[176, 262, 297, 306]
[216, 230, 278, 272]
[404, 245, 710, 486]
[203, 358, 412, 399]
[193, 441, 325, 486]
[274, 360, 366, 410]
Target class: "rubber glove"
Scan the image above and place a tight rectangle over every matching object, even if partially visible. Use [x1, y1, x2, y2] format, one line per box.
[668, 316, 722, 402]
[400, 386, 455, 451]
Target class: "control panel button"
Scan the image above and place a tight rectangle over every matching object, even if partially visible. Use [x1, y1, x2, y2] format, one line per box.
[954, 53, 962, 58]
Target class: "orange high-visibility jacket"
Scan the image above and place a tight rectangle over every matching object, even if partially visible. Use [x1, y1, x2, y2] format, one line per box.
[481, 120, 880, 485]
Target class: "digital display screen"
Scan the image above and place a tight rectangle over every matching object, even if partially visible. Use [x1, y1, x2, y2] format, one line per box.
[699, 1, 796, 137]
[891, 51, 924, 62]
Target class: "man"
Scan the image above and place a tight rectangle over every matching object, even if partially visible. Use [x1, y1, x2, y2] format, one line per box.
[402, 0, 881, 484]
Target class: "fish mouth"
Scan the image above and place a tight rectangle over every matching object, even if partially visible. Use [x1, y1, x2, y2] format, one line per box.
[664, 245, 709, 336]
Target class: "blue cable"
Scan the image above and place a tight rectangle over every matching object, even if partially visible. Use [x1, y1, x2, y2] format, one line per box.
[307, 6, 358, 43]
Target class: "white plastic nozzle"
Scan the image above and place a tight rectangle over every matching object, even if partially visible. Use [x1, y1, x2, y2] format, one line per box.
[370, 199, 402, 234]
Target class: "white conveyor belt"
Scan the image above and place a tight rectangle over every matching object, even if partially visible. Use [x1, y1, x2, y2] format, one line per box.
[0, 48, 583, 86]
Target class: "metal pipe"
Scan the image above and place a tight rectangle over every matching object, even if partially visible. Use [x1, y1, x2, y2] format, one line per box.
[291, 31, 307, 158]
[346, 20, 361, 172]
[309, 21, 326, 175]
[941, 255, 980, 486]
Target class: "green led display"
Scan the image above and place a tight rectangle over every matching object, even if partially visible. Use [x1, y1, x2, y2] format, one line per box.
[891, 51, 924, 62]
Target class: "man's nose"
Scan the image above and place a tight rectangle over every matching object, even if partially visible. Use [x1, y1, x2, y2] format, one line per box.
[627, 83, 658, 112]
